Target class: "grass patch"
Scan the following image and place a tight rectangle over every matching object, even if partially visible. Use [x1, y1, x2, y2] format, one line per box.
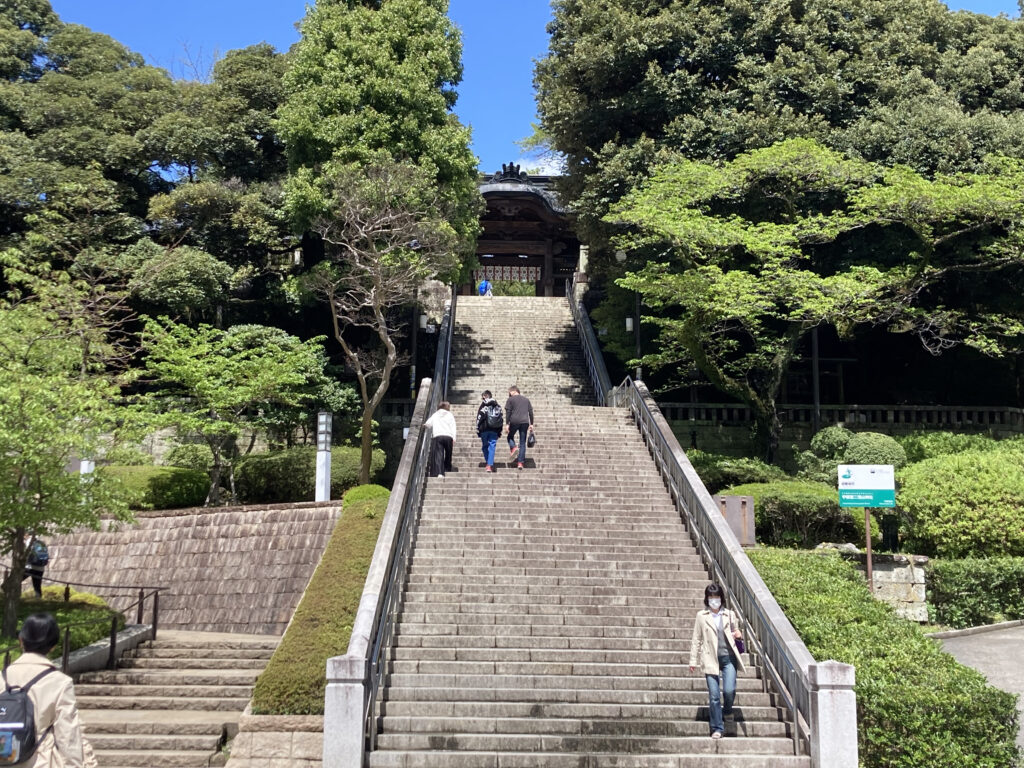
[250, 484, 390, 715]
[749, 548, 1019, 768]
[103, 465, 208, 509]
[2, 587, 126, 662]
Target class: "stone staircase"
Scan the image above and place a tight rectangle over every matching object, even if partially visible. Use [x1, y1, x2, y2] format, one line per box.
[77, 630, 278, 768]
[369, 296, 808, 766]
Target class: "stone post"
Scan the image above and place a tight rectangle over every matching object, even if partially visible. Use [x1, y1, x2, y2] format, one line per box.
[315, 411, 332, 502]
[808, 661, 858, 768]
[322, 655, 367, 768]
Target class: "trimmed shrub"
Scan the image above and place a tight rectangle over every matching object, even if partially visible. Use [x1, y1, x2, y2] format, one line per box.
[250, 484, 390, 714]
[898, 445, 1024, 557]
[749, 548, 1019, 768]
[927, 557, 1024, 629]
[897, 431, 1004, 463]
[842, 432, 906, 468]
[810, 424, 853, 459]
[687, 451, 787, 495]
[103, 465, 208, 509]
[235, 446, 385, 504]
[722, 480, 878, 548]
[165, 443, 213, 473]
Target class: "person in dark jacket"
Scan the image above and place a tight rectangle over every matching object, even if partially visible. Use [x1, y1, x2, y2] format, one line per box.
[505, 385, 534, 469]
[476, 390, 502, 472]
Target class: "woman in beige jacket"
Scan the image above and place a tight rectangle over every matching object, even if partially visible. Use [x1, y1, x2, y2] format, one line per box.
[688, 583, 745, 739]
[3, 613, 96, 768]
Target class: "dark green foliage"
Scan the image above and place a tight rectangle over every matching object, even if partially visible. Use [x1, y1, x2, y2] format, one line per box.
[897, 431, 1007, 463]
[811, 426, 855, 461]
[103, 466, 208, 510]
[234, 446, 385, 504]
[750, 548, 1020, 768]
[165, 443, 213, 473]
[250, 484, 389, 714]
[927, 558, 1024, 628]
[687, 450, 787, 495]
[842, 433, 907, 469]
[722, 480, 876, 548]
[898, 445, 1024, 557]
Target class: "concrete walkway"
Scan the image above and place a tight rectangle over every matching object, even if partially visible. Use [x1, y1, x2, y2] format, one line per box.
[932, 621, 1024, 752]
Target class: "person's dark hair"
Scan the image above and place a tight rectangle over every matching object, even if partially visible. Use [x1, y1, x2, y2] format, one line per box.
[508, 385, 520, 394]
[482, 390, 492, 399]
[703, 583, 727, 609]
[19, 613, 59, 654]
[438, 401, 450, 411]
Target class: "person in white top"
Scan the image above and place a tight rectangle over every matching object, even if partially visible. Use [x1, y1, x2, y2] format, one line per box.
[424, 401, 457, 478]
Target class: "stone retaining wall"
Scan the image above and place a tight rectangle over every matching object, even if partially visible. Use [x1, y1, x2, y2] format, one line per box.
[224, 708, 322, 768]
[841, 551, 930, 622]
[47, 502, 342, 635]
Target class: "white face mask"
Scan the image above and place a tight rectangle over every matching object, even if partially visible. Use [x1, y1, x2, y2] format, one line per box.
[708, 598, 722, 611]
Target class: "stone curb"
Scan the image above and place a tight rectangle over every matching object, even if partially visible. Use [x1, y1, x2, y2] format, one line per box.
[67, 623, 152, 676]
[926, 619, 1024, 640]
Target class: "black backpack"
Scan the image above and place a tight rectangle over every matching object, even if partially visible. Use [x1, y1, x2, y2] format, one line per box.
[484, 403, 503, 431]
[26, 541, 48, 568]
[0, 667, 54, 764]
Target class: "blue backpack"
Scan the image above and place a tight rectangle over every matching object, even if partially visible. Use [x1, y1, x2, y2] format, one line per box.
[478, 279, 491, 296]
[27, 540, 48, 568]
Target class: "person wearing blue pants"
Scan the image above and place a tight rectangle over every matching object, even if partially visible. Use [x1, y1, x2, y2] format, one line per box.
[689, 583, 746, 738]
[476, 390, 502, 472]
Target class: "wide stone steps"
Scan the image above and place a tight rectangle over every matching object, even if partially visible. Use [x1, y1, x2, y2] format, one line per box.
[370, 297, 804, 766]
[79, 631, 278, 768]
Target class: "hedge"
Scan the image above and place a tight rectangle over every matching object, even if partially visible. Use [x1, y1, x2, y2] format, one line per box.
[687, 450, 787, 495]
[898, 445, 1024, 557]
[721, 480, 877, 548]
[250, 484, 390, 715]
[927, 557, 1024, 629]
[103, 465, 208, 509]
[4, 588, 125, 661]
[749, 548, 1019, 768]
[235, 446, 385, 504]
[896, 431, 1006, 463]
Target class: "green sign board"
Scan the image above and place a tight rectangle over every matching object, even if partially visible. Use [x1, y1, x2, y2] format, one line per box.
[838, 465, 896, 509]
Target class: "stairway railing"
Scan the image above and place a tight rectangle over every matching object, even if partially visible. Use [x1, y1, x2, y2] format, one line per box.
[570, 289, 857, 768]
[322, 289, 457, 768]
[568, 272, 612, 405]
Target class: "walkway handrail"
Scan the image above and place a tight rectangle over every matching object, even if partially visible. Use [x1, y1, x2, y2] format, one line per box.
[571, 291, 857, 767]
[323, 287, 456, 768]
[568, 271, 612, 405]
[1, 567, 163, 672]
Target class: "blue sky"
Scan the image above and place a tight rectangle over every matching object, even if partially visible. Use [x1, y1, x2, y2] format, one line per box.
[50, 0, 1018, 174]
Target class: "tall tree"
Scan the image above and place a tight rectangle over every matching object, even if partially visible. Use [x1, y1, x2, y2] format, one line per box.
[607, 140, 1024, 459]
[278, 0, 480, 481]
[536, 0, 1024, 251]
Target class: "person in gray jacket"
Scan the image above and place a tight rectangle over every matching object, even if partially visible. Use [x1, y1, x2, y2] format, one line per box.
[504, 385, 534, 469]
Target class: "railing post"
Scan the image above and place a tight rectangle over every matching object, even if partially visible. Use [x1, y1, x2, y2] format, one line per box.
[152, 590, 160, 641]
[136, 588, 144, 625]
[323, 655, 369, 767]
[808, 661, 858, 768]
[107, 616, 118, 670]
[63, 584, 70, 603]
[61, 629, 70, 673]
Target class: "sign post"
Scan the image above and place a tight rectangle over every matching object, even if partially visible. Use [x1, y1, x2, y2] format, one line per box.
[838, 464, 896, 592]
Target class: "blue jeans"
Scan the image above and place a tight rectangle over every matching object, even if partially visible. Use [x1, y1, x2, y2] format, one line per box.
[479, 431, 498, 466]
[507, 423, 529, 463]
[706, 652, 736, 735]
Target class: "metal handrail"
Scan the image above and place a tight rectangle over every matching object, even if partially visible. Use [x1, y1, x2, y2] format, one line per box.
[568, 272, 612, 405]
[610, 378, 814, 754]
[323, 286, 456, 765]
[566, 287, 821, 756]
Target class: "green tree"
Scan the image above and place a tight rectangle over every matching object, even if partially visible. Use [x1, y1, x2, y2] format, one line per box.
[139, 318, 335, 504]
[536, 0, 1024, 252]
[607, 140, 1024, 459]
[304, 162, 460, 483]
[0, 295, 131, 638]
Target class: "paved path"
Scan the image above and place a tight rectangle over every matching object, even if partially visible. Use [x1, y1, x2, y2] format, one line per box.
[934, 622, 1024, 752]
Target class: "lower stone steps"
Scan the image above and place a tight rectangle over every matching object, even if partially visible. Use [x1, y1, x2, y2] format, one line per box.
[369, 750, 810, 767]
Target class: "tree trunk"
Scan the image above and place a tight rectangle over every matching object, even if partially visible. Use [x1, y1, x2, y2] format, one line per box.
[206, 442, 222, 506]
[359, 407, 374, 486]
[2, 531, 27, 638]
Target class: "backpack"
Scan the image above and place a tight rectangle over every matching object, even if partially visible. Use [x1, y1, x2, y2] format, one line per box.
[26, 541, 48, 568]
[0, 667, 54, 765]
[478, 279, 491, 296]
[484, 403, 503, 431]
